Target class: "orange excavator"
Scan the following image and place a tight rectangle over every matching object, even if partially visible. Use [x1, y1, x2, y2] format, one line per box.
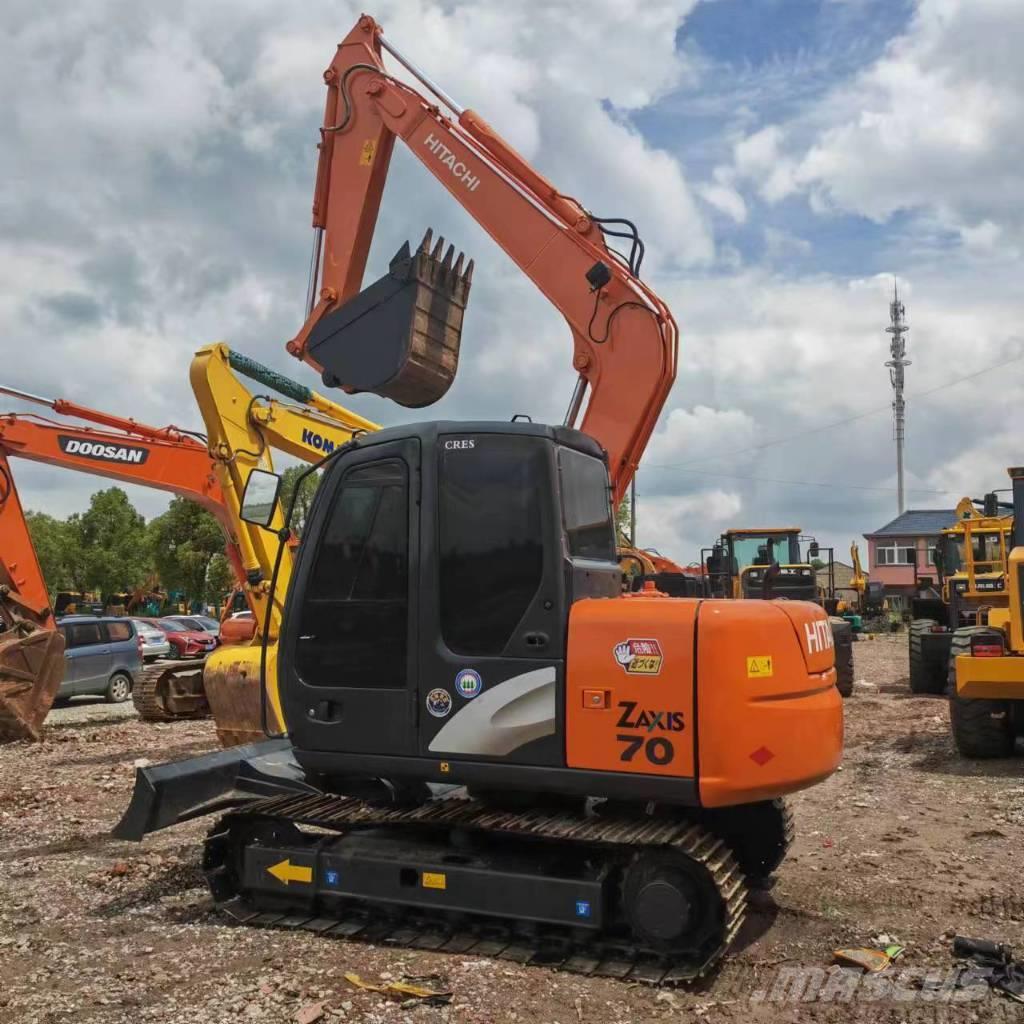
[0, 389, 248, 739]
[117, 15, 842, 983]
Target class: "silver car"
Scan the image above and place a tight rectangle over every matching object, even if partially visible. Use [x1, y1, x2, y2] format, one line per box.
[131, 618, 171, 661]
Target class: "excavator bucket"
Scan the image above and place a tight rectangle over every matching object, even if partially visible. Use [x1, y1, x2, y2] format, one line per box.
[202, 645, 284, 749]
[0, 620, 64, 743]
[307, 230, 473, 408]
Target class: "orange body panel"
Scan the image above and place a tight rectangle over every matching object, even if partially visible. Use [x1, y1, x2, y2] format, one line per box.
[697, 601, 842, 807]
[567, 596, 843, 805]
[567, 597, 697, 778]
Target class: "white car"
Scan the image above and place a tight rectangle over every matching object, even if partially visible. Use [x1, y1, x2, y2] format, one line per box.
[131, 619, 171, 661]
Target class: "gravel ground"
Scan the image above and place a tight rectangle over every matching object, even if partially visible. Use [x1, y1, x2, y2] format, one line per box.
[1, 636, 1023, 1023]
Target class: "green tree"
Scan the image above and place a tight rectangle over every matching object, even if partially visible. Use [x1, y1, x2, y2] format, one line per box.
[77, 488, 149, 598]
[279, 465, 321, 537]
[148, 498, 225, 610]
[24, 511, 76, 592]
[205, 552, 235, 606]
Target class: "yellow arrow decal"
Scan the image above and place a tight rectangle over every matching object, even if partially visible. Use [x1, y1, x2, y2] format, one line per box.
[267, 858, 313, 885]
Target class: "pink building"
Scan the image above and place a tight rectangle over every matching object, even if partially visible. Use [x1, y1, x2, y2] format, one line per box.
[864, 509, 958, 609]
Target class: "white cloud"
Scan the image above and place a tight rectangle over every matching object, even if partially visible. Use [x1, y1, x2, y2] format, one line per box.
[726, 0, 1024, 253]
[636, 490, 744, 562]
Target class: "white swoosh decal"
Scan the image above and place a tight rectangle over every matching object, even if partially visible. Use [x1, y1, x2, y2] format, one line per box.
[428, 667, 557, 755]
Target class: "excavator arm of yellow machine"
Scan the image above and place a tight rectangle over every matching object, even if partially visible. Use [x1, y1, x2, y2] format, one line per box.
[189, 343, 379, 746]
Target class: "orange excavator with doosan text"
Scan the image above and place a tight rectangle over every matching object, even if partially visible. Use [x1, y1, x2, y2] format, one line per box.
[0, 389, 247, 740]
[117, 15, 842, 983]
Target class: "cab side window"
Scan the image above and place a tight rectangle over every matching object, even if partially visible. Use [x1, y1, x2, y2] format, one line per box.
[558, 446, 616, 561]
[105, 621, 132, 642]
[296, 460, 409, 688]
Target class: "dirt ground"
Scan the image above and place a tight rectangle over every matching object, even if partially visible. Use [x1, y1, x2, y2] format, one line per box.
[1, 636, 1023, 1024]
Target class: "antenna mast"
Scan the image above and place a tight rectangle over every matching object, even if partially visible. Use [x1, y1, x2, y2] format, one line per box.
[885, 279, 910, 514]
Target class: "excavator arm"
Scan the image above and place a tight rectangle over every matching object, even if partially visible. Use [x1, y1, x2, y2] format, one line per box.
[286, 15, 678, 504]
[189, 342, 380, 744]
[0, 392, 252, 735]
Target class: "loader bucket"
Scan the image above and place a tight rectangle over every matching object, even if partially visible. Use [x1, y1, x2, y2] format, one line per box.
[307, 229, 473, 408]
[0, 624, 64, 743]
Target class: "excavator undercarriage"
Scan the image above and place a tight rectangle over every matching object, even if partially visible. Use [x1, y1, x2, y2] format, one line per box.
[203, 792, 779, 984]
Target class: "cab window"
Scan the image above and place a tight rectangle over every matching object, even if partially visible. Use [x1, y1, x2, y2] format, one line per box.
[296, 460, 409, 688]
[439, 436, 545, 656]
[558, 446, 616, 561]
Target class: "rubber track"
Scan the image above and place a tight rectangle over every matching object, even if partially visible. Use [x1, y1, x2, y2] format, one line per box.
[132, 659, 208, 721]
[204, 792, 749, 985]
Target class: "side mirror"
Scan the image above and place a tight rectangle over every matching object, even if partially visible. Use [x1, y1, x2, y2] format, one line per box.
[240, 469, 282, 528]
[808, 541, 819, 557]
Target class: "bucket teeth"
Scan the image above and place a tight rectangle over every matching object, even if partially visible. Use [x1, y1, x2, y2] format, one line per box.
[391, 229, 474, 296]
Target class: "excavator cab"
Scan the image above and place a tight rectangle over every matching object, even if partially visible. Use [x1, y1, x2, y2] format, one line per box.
[274, 421, 620, 779]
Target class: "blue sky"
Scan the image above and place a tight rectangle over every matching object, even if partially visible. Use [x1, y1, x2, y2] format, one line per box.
[2, 0, 1022, 563]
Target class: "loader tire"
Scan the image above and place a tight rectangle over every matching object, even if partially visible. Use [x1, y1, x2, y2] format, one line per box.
[829, 618, 854, 698]
[948, 627, 1014, 759]
[909, 619, 946, 695]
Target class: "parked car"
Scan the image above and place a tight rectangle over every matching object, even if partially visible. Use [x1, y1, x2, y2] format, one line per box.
[131, 618, 172, 661]
[220, 609, 256, 646]
[165, 614, 221, 639]
[55, 616, 142, 703]
[146, 618, 217, 659]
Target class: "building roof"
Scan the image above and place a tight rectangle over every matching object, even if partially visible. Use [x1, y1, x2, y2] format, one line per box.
[865, 509, 958, 538]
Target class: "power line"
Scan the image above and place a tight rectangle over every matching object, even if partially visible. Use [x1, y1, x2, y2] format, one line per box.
[647, 351, 1024, 472]
[643, 466, 959, 496]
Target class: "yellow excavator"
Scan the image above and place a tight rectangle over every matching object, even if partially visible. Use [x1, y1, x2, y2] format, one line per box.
[908, 494, 1013, 696]
[946, 469, 1023, 757]
[183, 343, 380, 746]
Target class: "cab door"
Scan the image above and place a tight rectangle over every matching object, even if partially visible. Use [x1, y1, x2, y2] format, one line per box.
[415, 433, 567, 767]
[282, 439, 419, 755]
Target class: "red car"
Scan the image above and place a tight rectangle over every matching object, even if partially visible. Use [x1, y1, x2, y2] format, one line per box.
[145, 618, 218, 659]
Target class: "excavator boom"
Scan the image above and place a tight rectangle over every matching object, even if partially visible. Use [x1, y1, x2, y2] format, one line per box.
[287, 15, 677, 504]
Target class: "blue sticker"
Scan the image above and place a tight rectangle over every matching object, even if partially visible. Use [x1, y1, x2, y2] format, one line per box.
[325, 869, 340, 886]
[455, 669, 482, 699]
[426, 688, 453, 718]
[575, 900, 591, 918]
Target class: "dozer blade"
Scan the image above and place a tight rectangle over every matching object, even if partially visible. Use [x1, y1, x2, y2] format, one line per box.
[0, 625, 65, 743]
[308, 229, 473, 408]
[202, 644, 284, 749]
